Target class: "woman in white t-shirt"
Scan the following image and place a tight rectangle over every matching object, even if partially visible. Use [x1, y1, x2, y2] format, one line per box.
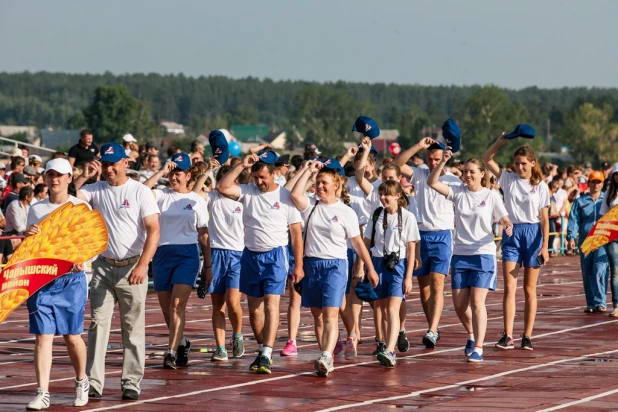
[600, 163, 618, 317]
[484, 135, 550, 351]
[291, 159, 378, 378]
[363, 180, 420, 367]
[428, 152, 513, 362]
[143, 153, 209, 370]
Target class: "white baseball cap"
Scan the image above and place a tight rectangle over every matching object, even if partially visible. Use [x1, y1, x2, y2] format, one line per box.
[29, 154, 42, 163]
[0, 162, 6, 170]
[612, 163, 618, 175]
[122, 134, 137, 143]
[45, 158, 73, 176]
[11, 148, 23, 157]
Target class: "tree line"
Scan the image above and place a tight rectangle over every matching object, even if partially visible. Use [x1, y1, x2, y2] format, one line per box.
[0, 71, 617, 165]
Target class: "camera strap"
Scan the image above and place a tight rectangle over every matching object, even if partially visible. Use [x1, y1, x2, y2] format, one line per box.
[382, 206, 403, 257]
[370, 207, 383, 249]
[302, 199, 320, 256]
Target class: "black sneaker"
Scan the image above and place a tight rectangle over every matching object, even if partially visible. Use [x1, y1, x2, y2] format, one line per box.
[249, 352, 262, 371]
[176, 339, 191, 367]
[373, 342, 387, 356]
[495, 332, 514, 350]
[521, 335, 533, 351]
[397, 331, 410, 353]
[121, 389, 139, 400]
[88, 387, 102, 399]
[163, 353, 177, 369]
[256, 355, 272, 374]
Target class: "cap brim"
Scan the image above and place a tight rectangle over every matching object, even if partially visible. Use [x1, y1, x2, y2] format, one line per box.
[504, 132, 519, 139]
[100, 155, 127, 163]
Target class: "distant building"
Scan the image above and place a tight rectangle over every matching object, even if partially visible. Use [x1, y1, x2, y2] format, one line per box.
[371, 129, 400, 155]
[262, 129, 305, 151]
[0, 125, 38, 140]
[160, 120, 185, 136]
[39, 130, 81, 151]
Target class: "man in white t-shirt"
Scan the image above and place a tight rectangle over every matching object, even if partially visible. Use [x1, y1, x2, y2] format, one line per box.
[217, 150, 303, 375]
[394, 137, 463, 349]
[75, 142, 160, 401]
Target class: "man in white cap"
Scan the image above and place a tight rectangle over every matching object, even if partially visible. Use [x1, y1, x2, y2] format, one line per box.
[23, 158, 91, 410]
[68, 130, 99, 167]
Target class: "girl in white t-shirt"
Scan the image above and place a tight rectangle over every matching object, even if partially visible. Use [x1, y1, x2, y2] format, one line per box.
[484, 136, 550, 351]
[291, 159, 378, 378]
[428, 152, 513, 362]
[143, 153, 209, 369]
[600, 163, 618, 317]
[363, 180, 420, 367]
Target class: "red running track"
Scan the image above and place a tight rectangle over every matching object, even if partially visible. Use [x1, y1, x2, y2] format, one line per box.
[1, 255, 618, 411]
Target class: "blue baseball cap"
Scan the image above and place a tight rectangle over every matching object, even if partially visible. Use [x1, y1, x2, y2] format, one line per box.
[357, 144, 378, 156]
[352, 116, 381, 139]
[505, 124, 535, 139]
[354, 278, 378, 302]
[209, 130, 230, 164]
[170, 152, 192, 171]
[256, 150, 280, 165]
[99, 142, 128, 163]
[320, 158, 345, 176]
[428, 141, 447, 151]
[442, 119, 461, 152]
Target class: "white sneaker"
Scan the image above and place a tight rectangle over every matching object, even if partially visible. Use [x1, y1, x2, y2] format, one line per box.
[314, 356, 335, 378]
[73, 377, 90, 407]
[26, 388, 50, 411]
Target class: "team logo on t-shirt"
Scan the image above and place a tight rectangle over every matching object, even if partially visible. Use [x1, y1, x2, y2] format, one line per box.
[479, 201, 486, 207]
[331, 215, 339, 223]
[271, 202, 280, 210]
[183, 204, 193, 210]
[104, 146, 115, 155]
[90, 148, 95, 152]
[530, 187, 537, 194]
[233, 206, 242, 214]
[120, 199, 130, 208]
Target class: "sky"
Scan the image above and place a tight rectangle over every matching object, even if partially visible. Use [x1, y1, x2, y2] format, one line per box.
[1, 0, 617, 90]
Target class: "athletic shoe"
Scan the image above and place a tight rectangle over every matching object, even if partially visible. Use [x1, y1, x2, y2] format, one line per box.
[122, 389, 139, 400]
[422, 330, 438, 349]
[73, 378, 89, 407]
[495, 332, 514, 350]
[176, 339, 191, 367]
[464, 340, 475, 356]
[26, 388, 50, 411]
[397, 331, 410, 353]
[377, 350, 397, 367]
[333, 337, 344, 355]
[211, 347, 228, 362]
[344, 337, 358, 360]
[521, 335, 533, 350]
[281, 340, 298, 356]
[232, 336, 245, 358]
[249, 353, 261, 371]
[163, 353, 177, 369]
[256, 355, 272, 374]
[88, 387, 102, 399]
[437, 329, 441, 341]
[467, 352, 484, 362]
[373, 342, 387, 356]
[315, 356, 335, 378]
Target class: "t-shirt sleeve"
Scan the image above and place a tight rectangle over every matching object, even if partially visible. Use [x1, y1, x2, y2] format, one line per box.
[26, 205, 37, 227]
[538, 182, 550, 209]
[238, 184, 254, 203]
[287, 202, 303, 225]
[78, 181, 99, 203]
[195, 197, 209, 228]
[68, 145, 78, 159]
[403, 214, 421, 243]
[445, 185, 464, 202]
[497, 170, 512, 188]
[491, 191, 509, 220]
[343, 207, 361, 239]
[138, 185, 160, 218]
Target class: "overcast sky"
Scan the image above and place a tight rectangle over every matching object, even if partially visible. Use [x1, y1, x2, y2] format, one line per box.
[1, 0, 617, 89]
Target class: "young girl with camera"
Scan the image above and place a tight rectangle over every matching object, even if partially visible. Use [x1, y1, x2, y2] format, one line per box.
[428, 152, 512, 362]
[363, 180, 420, 367]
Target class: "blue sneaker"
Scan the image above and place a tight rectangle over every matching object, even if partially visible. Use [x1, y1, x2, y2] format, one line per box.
[464, 340, 475, 356]
[468, 352, 483, 363]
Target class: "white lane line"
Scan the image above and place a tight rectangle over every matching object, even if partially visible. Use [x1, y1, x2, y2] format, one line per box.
[536, 388, 618, 411]
[318, 348, 618, 411]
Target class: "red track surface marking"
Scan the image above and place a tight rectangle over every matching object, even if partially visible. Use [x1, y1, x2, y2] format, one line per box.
[1, 256, 617, 411]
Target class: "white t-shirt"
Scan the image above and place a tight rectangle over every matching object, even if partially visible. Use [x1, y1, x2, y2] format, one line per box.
[447, 186, 508, 255]
[347, 177, 381, 217]
[207, 190, 245, 251]
[346, 194, 369, 249]
[600, 193, 618, 215]
[28, 196, 89, 226]
[238, 183, 302, 252]
[498, 171, 550, 224]
[80, 179, 160, 260]
[365, 187, 421, 223]
[152, 188, 208, 246]
[553, 188, 568, 217]
[411, 167, 462, 232]
[364, 208, 420, 258]
[301, 197, 360, 259]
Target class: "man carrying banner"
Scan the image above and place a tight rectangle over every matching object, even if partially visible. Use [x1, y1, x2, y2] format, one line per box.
[23, 158, 91, 410]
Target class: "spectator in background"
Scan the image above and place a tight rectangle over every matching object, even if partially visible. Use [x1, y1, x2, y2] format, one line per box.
[32, 183, 48, 205]
[602, 162, 612, 192]
[6, 156, 25, 178]
[52, 152, 67, 159]
[166, 146, 181, 162]
[29, 155, 42, 170]
[303, 143, 321, 160]
[19, 145, 29, 163]
[5, 186, 33, 237]
[139, 154, 160, 182]
[274, 155, 290, 187]
[2, 173, 30, 212]
[23, 166, 37, 182]
[190, 140, 205, 161]
[145, 141, 159, 156]
[0, 162, 6, 190]
[69, 129, 99, 167]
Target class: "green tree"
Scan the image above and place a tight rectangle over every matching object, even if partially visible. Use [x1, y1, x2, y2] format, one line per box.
[134, 100, 159, 139]
[396, 105, 430, 149]
[67, 110, 87, 130]
[558, 103, 618, 165]
[83, 85, 137, 142]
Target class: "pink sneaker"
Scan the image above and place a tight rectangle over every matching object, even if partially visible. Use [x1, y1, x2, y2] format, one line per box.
[344, 337, 357, 360]
[281, 339, 298, 356]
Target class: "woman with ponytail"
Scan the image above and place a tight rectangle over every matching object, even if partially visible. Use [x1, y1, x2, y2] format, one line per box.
[290, 159, 378, 378]
[484, 136, 550, 351]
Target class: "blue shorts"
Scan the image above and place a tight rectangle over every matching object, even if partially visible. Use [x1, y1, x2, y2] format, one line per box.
[27, 272, 87, 335]
[301, 257, 347, 309]
[373, 256, 407, 299]
[287, 244, 295, 275]
[240, 247, 288, 298]
[413, 230, 453, 277]
[152, 244, 201, 291]
[346, 248, 357, 294]
[501, 223, 542, 268]
[209, 248, 242, 294]
[451, 255, 497, 290]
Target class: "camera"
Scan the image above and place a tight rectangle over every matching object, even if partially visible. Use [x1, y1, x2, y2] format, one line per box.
[197, 281, 208, 299]
[383, 251, 400, 271]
